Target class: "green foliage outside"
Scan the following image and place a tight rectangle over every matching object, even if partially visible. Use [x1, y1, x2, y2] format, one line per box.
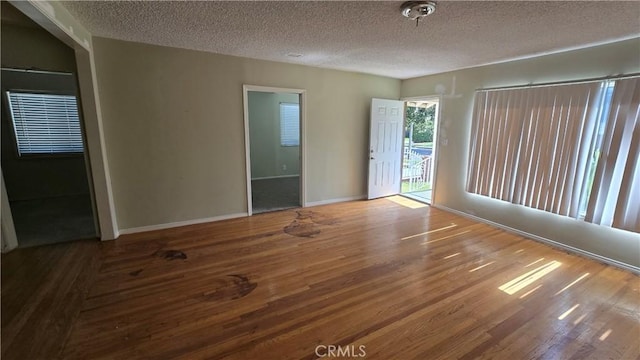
[405, 104, 436, 143]
[404, 139, 433, 149]
[401, 181, 430, 193]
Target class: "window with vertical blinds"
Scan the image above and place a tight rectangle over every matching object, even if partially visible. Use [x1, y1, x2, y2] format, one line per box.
[6, 91, 84, 156]
[585, 77, 640, 233]
[467, 76, 639, 233]
[280, 103, 300, 146]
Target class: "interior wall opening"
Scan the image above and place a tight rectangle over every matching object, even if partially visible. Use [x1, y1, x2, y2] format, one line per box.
[245, 88, 303, 214]
[1, 2, 98, 248]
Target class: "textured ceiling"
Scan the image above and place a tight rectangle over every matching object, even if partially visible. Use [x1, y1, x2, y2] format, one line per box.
[60, 1, 640, 79]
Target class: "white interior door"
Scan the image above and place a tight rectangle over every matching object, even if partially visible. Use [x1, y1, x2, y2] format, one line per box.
[368, 98, 404, 199]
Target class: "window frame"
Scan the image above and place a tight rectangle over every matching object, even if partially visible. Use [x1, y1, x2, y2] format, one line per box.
[4, 89, 85, 159]
[279, 102, 300, 147]
[466, 79, 607, 219]
[467, 75, 640, 234]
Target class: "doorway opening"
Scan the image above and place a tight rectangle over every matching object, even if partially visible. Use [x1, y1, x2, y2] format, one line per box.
[1, 69, 98, 247]
[400, 98, 439, 204]
[1, 0, 118, 251]
[1, 1, 101, 249]
[243, 86, 305, 215]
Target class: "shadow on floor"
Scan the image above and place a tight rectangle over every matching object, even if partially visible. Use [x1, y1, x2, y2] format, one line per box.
[10, 194, 97, 248]
[252, 176, 300, 214]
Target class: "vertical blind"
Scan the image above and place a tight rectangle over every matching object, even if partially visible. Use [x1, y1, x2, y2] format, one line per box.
[280, 103, 300, 146]
[467, 76, 639, 233]
[467, 82, 603, 216]
[585, 77, 640, 232]
[7, 92, 84, 155]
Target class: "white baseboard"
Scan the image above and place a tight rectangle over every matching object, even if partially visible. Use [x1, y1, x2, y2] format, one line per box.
[432, 204, 640, 275]
[118, 212, 248, 235]
[251, 175, 299, 181]
[306, 195, 366, 207]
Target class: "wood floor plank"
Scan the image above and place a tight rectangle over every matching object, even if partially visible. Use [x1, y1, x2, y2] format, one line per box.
[1, 240, 102, 359]
[2, 197, 638, 359]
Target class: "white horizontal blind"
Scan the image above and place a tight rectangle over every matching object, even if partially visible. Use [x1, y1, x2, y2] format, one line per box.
[280, 102, 300, 146]
[7, 92, 83, 155]
[467, 82, 604, 218]
[586, 77, 640, 232]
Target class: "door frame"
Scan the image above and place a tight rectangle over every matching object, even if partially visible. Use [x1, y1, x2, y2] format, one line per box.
[1, 169, 18, 252]
[400, 95, 442, 205]
[242, 85, 307, 216]
[4, 1, 119, 241]
[1, 69, 100, 243]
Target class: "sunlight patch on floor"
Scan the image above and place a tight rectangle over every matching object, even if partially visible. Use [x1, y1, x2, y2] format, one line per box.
[573, 313, 587, 325]
[401, 223, 457, 240]
[499, 261, 562, 295]
[525, 258, 545, 267]
[422, 230, 470, 245]
[387, 195, 427, 209]
[519, 284, 542, 299]
[469, 261, 496, 272]
[599, 329, 612, 341]
[554, 273, 590, 296]
[558, 304, 580, 320]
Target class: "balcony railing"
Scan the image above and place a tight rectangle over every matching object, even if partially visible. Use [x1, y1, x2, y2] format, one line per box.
[402, 148, 432, 192]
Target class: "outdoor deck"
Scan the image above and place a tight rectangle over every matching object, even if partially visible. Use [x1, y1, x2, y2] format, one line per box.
[403, 189, 432, 203]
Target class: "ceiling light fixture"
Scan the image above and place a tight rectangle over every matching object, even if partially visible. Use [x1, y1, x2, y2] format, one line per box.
[401, 1, 436, 27]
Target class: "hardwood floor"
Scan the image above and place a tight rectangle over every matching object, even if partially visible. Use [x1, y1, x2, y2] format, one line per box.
[2, 197, 639, 359]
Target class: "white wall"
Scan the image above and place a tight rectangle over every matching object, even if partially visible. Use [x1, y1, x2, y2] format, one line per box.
[402, 38, 640, 269]
[92, 37, 401, 230]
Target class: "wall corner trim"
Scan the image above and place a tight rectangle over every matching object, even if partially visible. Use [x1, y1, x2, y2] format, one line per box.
[102, 229, 120, 241]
